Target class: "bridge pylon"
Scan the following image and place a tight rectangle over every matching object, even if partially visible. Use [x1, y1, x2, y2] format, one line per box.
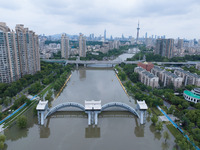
[85, 100, 101, 125]
[36, 101, 48, 125]
[136, 100, 148, 124]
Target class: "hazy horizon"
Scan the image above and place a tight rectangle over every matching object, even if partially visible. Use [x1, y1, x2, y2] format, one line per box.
[1, 0, 200, 39]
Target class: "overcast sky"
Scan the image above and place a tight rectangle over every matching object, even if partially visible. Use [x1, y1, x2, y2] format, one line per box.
[1, 0, 200, 39]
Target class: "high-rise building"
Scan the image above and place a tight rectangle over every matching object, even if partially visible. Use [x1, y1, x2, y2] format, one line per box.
[177, 39, 183, 49]
[0, 22, 40, 83]
[104, 29, 106, 40]
[155, 39, 174, 58]
[0, 22, 20, 83]
[79, 33, 86, 57]
[15, 24, 40, 76]
[61, 33, 70, 59]
[114, 40, 120, 49]
[136, 21, 140, 42]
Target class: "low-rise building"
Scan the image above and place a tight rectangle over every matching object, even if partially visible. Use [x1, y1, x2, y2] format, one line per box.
[134, 67, 159, 88]
[151, 66, 164, 79]
[174, 69, 200, 86]
[161, 71, 183, 88]
[183, 88, 200, 103]
[151, 66, 183, 88]
[138, 62, 154, 72]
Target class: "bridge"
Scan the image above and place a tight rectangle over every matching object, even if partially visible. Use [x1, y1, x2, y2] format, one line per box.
[42, 59, 140, 68]
[36, 100, 148, 126]
[42, 59, 200, 67]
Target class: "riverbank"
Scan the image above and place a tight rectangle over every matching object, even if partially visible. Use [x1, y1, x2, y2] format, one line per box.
[118, 63, 200, 149]
[115, 73, 129, 98]
[54, 74, 72, 100]
[0, 67, 73, 132]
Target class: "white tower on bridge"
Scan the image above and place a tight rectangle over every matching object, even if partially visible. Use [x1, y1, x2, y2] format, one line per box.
[137, 100, 148, 124]
[85, 100, 101, 125]
[36, 100, 48, 125]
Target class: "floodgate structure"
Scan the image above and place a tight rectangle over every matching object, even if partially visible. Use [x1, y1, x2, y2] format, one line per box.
[36, 100, 148, 126]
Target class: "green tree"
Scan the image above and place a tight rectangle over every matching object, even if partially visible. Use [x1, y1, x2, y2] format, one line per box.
[0, 141, 4, 149]
[182, 102, 189, 109]
[155, 121, 163, 132]
[33, 105, 37, 116]
[163, 131, 170, 143]
[0, 135, 6, 142]
[25, 99, 31, 105]
[129, 72, 139, 83]
[168, 105, 176, 114]
[147, 108, 152, 116]
[0, 134, 6, 150]
[17, 115, 27, 129]
[120, 72, 126, 81]
[151, 114, 158, 125]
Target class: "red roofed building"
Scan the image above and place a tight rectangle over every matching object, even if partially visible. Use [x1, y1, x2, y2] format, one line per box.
[137, 62, 154, 72]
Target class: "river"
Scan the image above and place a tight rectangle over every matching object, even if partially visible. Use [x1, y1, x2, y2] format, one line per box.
[3, 53, 177, 150]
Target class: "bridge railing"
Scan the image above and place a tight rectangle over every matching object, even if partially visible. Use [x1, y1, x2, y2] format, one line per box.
[101, 102, 140, 118]
[44, 102, 85, 119]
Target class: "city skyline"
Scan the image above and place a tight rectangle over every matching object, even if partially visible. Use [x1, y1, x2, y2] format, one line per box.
[1, 0, 200, 39]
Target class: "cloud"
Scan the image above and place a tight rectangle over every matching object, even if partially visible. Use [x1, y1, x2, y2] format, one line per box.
[0, 0, 200, 39]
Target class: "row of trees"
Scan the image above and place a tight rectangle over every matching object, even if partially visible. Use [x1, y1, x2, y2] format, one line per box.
[0, 62, 72, 120]
[54, 71, 70, 92]
[80, 45, 132, 61]
[0, 62, 57, 98]
[127, 45, 200, 62]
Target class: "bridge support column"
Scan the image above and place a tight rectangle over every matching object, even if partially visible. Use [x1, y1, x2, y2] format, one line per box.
[36, 101, 48, 125]
[76, 63, 78, 69]
[94, 112, 99, 125]
[87, 111, 91, 125]
[37, 111, 45, 125]
[84, 64, 86, 68]
[140, 111, 144, 124]
[137, 100, 148, 125]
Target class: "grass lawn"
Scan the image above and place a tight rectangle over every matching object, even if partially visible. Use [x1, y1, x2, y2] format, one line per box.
[166, 124, 183, 139]
[151, 107, 163, 116]
[39, 83, 54, 97]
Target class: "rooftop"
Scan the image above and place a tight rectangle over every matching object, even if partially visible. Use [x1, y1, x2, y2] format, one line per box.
[36, 100, 48, 110]
[142, 70, 156, 78]
[164, 71, 179, 78]
[153, 66, 164, 72]
[85, 100, 101, 110]
[137, 100, 148, 110]
[184, 90, 200, 99]
[177, 69, 200, 78]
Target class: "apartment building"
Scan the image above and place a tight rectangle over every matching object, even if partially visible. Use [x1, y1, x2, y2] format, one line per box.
[0, 22, 40, 83]
[174, 69, 200, 86]
[79, 33, 86, 57]
[151, 66, 183, 88]
[61, 33, 70, 59]
[134, 67, 159, 88]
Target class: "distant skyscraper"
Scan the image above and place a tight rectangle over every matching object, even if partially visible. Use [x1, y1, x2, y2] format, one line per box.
[0, 22, 40, 83]
[122, 34, 124, 39]
[177, 39, 184, 49]
[79, 33, 86, 57]
[145, 32, 147, 39]
[136, 21, 140, 42]
[155, 39, 174, 58]
[104, 29, 106, 40]
[61, 33, 70, 59]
